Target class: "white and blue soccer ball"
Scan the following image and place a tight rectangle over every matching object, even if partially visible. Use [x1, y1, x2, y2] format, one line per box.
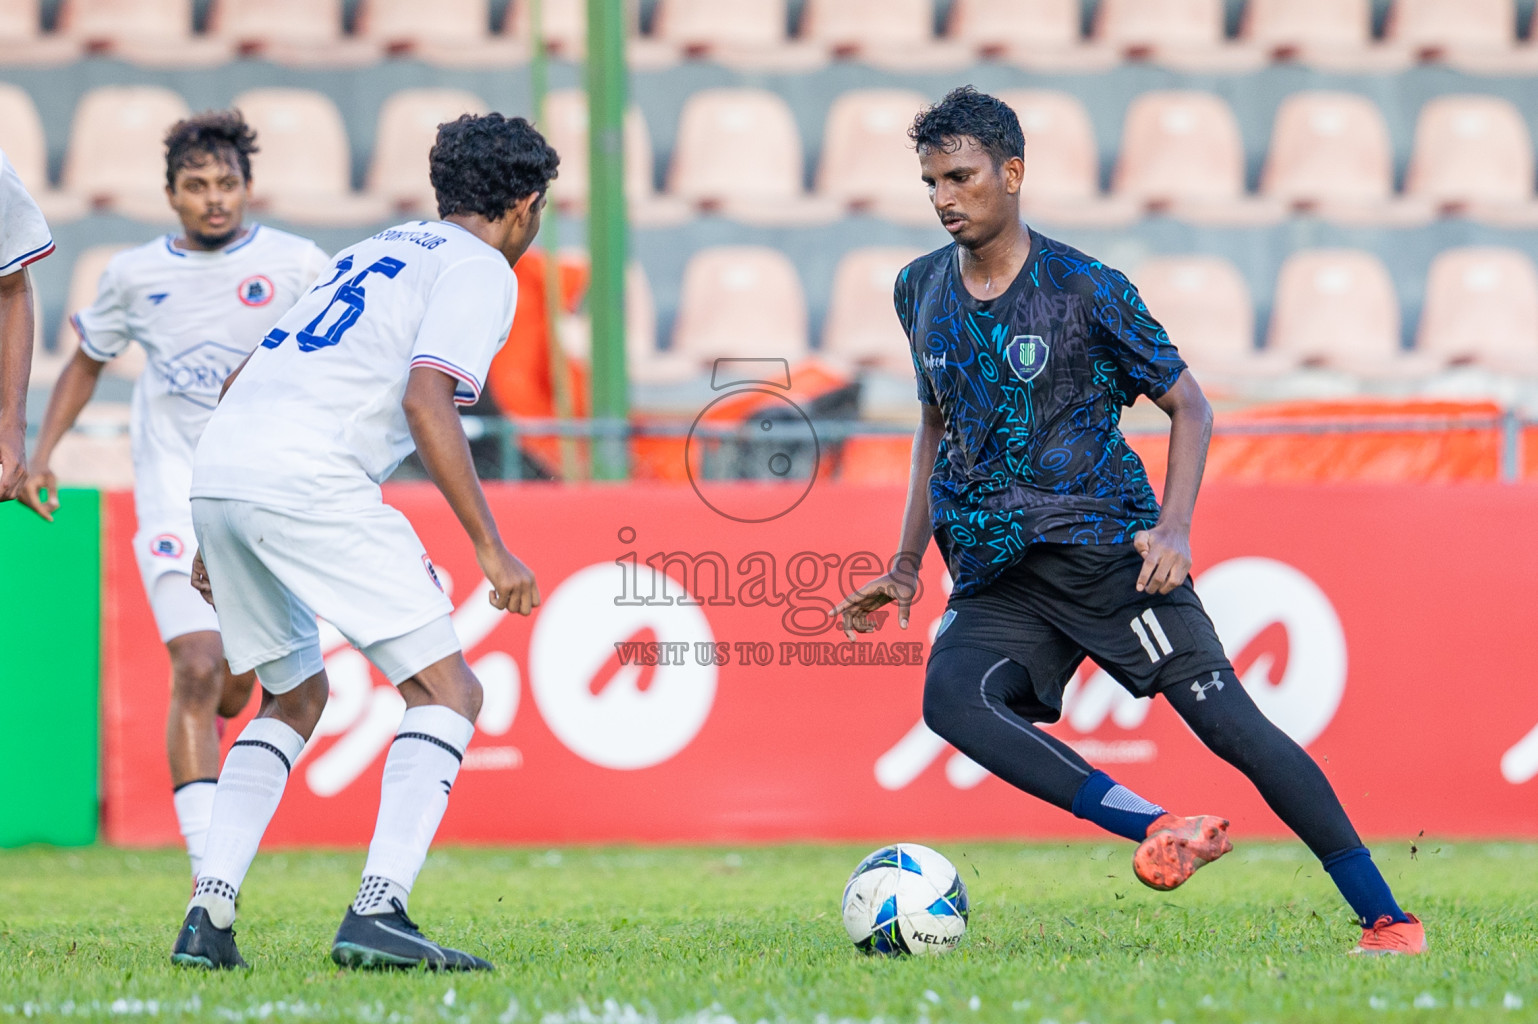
[841, 843, 969, 956]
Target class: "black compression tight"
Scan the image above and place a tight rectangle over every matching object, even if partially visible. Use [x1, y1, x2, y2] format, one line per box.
[923, 647, 1362, 859]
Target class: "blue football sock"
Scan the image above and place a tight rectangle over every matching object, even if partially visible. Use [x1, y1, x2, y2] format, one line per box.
[1321, 847, 1408, 926]
[1069, 771, 1167, 842]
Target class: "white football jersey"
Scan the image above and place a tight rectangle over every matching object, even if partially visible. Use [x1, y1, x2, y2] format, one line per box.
[192, 221, 517, 511]
[0, 147, 53, 277]
[72, 225, 330, 524]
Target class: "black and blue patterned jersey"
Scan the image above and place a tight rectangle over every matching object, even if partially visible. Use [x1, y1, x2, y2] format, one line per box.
[895, 229, 1187, 597]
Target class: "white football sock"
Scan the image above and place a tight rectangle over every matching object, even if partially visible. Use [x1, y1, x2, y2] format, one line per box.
[188, 718, 305, 928]
[172, 780, 217, 879]
[354, 705, 474, 916]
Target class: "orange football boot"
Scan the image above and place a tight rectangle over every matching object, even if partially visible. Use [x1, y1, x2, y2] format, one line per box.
[1350, 914, 1428, 955]
[1133, 813, 1233, 891]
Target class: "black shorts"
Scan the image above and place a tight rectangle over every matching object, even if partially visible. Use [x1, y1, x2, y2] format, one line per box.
[929, 542, 1231, 722]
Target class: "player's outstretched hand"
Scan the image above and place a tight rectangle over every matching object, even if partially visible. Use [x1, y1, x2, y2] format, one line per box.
[830, 571, 917, 641]
[479, 541, 540, 616]
[190, 549, 216, 607]
[15, 461, 58, 521]
[1133, 523, 1192, 595]
[0, 429, 27, 503]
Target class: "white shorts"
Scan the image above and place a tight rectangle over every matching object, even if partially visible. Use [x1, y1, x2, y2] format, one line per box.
[189, 497, 460, 694]
[134, 518, 220, 642]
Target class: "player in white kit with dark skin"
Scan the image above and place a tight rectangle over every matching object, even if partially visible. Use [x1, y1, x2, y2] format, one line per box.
[170, 112, 555, 971]
[20, 113, 330, 879]
[0, 145, 55, 500]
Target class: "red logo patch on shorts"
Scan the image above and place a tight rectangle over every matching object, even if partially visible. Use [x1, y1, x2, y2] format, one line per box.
[423, 554, 443, 592]
[150, 533, 185, 558]
[237, 275, 275, 307]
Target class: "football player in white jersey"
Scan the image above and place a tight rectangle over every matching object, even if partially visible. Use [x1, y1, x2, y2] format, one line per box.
[169, 113, 555, 972]
[0, 145, 55, 500]
[19, 112, 330, 879]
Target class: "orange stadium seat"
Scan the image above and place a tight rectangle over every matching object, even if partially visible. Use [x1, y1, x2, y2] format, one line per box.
[233, 88, 390, 226]
[821, 247, 924, 376]
[208, 0, 379, 64]
[814, 89, 930, 225]
[62, 85, 190, 222]
[1241, 0, 1410, 69]
[671, 246, 809, 369]
[1130, 256, 1286, 382]
[506, 0, 671, 66]
[1261, 91, 1430, 225]
[1417, 247, 1538, 374]
[537, 89, 683, 224]
[357, 0, 523, 64]
[1405, 95, 1536, 221]
[799, 0, 970, 69]
[668, 88, 836, 224]
[0, 0, 81, 63]
[998, 89, 1138, 226]
[366, 88, 489, 214]
[58, 244, 145, 383]
[947, 0, 1116, 70]
[1385, 0, 1517, 59]
[1267, 249, 1433, 377]
[1095, 0, 1217, 51]
[1113, 91, 1282, 224]
[653, 0, 781, 51]
[57, 0, 230, 64]
[0, 84, 87, 222]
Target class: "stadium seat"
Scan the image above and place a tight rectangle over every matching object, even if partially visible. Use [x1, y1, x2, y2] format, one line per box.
[821, 247, 925, 376]
[948, 0, 1116, 70]
[0, 0, 82, 64]
[0, 84, 87, 222]
[671, 246, 809, 370]
[1093, 0, 1261, 68]
[814, 89, 931, 225]
[1405, 95, 1537, 221]
[356, 0, 523, 64]
[1131, 256, 1288, 382]
[1241, 0, 1411, 69]
[56, 0, 231, 65]
[995, 89, 1138, 227]
[58, 244, 145, 384]
[1112, 91, 1283, 224]
[62, 85, 191, 222]
[668, 88, 837, 224]
[799, 0, 971, 69]
[1417, 247, 1538, 374]
[1385, 0, 1518, 61]
[1267, 249, 1434, 377]
[506, 0, 672, 67]
[650, 0, 822, 67]
[208, 0, 380, 64]
[366, 89, 489, 214]
[233, 88, 391, 226]
[1261, 91, 1433, 226]
[537, 89, 682, 224]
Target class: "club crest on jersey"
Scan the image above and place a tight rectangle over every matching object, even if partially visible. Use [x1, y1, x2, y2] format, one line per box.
[237, 275, 274, 307]
[423, 555, 444, 592]
[150, 533, 184, 559]
[1004, 334, 1050, 383]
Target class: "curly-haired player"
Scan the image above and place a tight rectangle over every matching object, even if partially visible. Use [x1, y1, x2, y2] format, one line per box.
[832, 87, 1426, 956]
[169, 113, 557, 971]
[21, 111, 329, 878]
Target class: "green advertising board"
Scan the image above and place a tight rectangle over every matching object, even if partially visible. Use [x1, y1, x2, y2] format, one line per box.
[0, 488, 100, 846]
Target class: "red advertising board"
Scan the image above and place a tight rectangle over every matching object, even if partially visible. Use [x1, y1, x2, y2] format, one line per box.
[101, 483, 1538, 847]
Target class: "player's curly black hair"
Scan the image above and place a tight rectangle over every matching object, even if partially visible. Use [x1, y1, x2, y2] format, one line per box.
[430, 113, 560, 221]
[163, 110, 258, 190]
[908, 86, 1025, 168]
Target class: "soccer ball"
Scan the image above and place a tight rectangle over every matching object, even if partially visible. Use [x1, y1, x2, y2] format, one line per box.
[841, 843, 969, 956]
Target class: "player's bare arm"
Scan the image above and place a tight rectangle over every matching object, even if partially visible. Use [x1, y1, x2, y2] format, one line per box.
[404, 365, 539, 616]
[17, 348, 108, 521]
[0, 269, 36, 500]
[833, 402, 943, 639]
[1134, 371, 1213, 596]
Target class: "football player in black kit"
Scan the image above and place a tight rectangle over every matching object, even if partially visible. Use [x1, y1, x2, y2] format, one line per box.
[832, 87, 1425, 955]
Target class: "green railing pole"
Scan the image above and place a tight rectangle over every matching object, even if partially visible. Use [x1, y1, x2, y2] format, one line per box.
[530, 0, 579, 480]
[586, 0, 630, 479]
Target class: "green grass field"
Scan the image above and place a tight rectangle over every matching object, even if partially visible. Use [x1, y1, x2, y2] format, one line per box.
[1, 842, 1534, 1024]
